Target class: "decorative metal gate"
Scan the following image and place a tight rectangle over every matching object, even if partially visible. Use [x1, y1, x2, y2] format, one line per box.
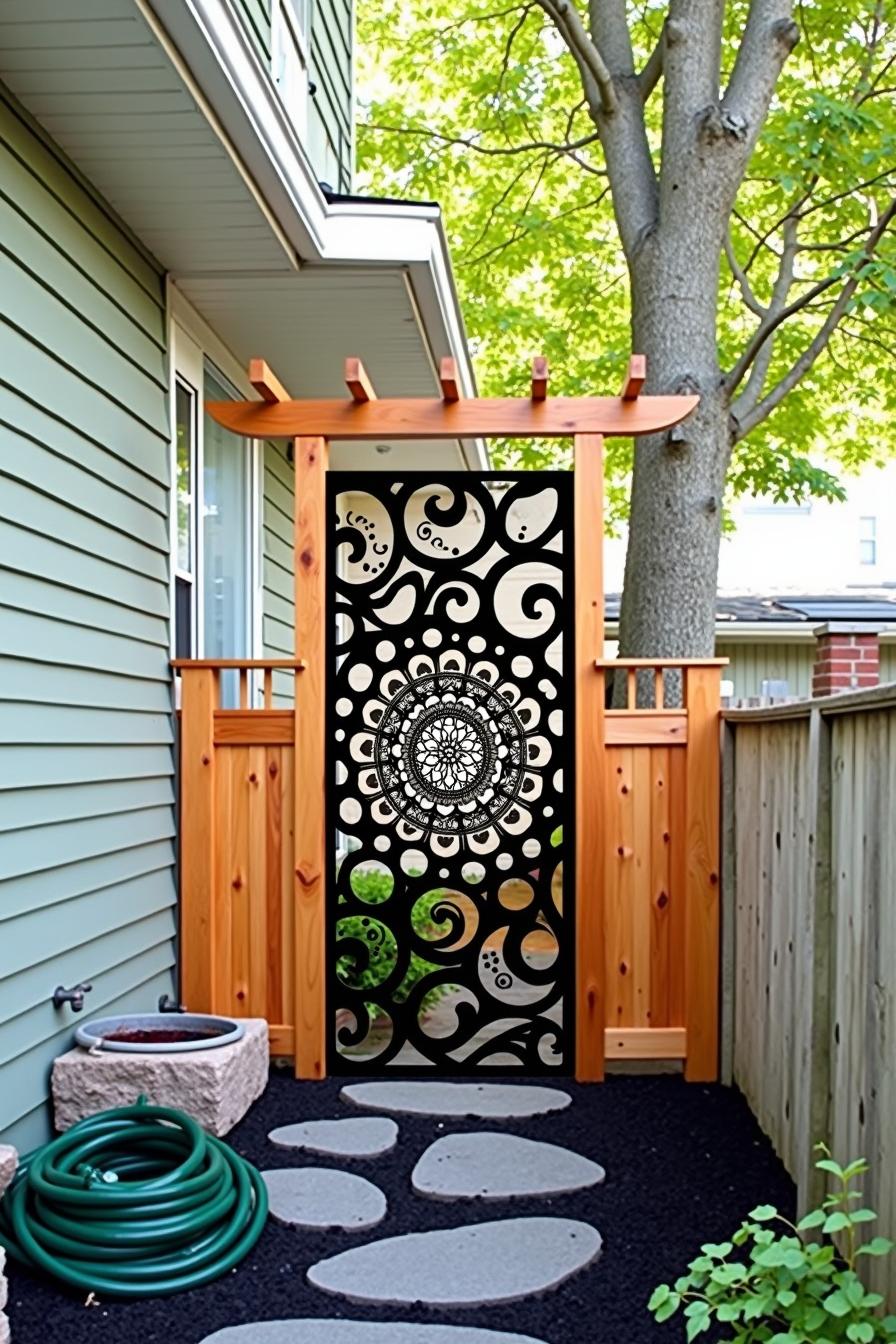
[327, 472, 573, 1072]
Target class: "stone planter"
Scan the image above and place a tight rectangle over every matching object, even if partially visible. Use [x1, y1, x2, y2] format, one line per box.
[52, 1018, 269, 1137]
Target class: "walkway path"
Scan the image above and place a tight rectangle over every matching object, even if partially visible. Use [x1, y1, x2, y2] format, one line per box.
[4, 1073, 794, 1344]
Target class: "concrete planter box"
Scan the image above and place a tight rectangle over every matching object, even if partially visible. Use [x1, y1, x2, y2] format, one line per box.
[52, 1018, 269, 1137]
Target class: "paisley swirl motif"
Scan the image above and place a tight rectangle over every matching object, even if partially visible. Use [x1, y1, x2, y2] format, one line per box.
[328, 473, 573, 1073]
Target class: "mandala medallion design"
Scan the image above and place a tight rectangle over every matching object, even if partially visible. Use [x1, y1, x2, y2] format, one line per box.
[375, 673, 525, 835]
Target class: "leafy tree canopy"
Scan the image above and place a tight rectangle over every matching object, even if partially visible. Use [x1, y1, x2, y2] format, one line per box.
[357, 1, 896, 530]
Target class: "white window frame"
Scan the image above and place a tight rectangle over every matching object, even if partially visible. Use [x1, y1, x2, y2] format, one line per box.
[859, 515, 877, 567]
[167, 284, 263, 677]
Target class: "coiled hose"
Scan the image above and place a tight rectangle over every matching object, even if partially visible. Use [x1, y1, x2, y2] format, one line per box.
[0, 1097, 268, 1298]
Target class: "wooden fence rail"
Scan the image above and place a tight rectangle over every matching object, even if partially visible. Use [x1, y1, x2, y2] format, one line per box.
[723, 683, 896, 1301]
[175, 656, 724, 1079]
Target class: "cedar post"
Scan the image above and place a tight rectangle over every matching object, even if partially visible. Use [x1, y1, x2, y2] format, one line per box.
[180, 667, 218, 1012]
[683, 663, 723, 1080]
[294, 435, 329, 1078]
[574, 434, 605, 1080]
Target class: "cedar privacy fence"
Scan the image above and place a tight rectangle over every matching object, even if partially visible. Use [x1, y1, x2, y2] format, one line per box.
[722, 682, 896, 1300]
[175, 655, 725, 1078]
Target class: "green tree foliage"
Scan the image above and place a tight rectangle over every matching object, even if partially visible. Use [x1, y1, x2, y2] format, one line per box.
[357, 2, 896, 529]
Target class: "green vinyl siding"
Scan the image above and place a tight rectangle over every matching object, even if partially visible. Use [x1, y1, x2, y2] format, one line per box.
[715, 640, 814, 701]
[263, 440, 296, 705]
[235, 0, 273, 61]
[0, 84, 176, 1151]
[310, 0, 353, 189]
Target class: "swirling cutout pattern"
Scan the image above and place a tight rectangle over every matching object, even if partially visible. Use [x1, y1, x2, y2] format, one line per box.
[328, 472, 573, 1073]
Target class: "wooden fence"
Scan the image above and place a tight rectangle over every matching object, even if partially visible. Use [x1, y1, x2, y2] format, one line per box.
[723, 684, 896, 1297]
[175, 655, 724, 1078]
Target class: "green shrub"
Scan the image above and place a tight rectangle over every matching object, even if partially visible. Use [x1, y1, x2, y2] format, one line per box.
[649, 1147, 896, 1342]
[336, 867, 456, 1011]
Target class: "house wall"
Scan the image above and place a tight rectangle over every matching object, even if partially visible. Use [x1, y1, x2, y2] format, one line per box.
[235, 0, 274, 60]
[716, 640, 814, 700]
[0, 85, 176, 1150]
[310, 0, 353, 191]
[233, 0, 353, 191]
[263, 440, 297, 705]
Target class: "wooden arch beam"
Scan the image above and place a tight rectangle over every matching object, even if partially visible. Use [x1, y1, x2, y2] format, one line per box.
[206, 393, 697, 440]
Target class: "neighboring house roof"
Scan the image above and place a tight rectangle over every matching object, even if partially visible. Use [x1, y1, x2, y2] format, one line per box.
[605, 590, 896, 639]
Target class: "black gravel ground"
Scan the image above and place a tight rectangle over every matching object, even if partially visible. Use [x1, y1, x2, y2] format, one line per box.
[6, 1070, 793, 1344]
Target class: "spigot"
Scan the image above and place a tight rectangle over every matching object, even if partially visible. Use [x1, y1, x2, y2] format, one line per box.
[52, 983, 92, 1012]
[158, 994, 186, 1014]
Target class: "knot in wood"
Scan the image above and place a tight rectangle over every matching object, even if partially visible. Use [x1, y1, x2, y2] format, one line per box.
[697, 103, 749, 144]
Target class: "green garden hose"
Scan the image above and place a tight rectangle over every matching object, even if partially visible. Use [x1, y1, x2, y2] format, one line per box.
[0, 1097, 268, 1299]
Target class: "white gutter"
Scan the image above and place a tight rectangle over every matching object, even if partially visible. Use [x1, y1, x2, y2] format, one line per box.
[144, 0, 481, 420]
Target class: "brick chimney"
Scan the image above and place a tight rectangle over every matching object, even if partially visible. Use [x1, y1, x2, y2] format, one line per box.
[811, 622, 881, 697]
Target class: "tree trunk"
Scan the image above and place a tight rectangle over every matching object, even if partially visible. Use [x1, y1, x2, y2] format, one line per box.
[616, 184, 732, 659]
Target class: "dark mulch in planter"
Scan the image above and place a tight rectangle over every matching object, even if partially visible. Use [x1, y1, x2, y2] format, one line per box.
[5, 1070, 793, 1344]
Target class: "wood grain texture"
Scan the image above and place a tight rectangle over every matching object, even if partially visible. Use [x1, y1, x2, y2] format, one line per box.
[249, 358, 290, 403]
[605, 1026, 686, 1058]
[180, 668, 217, 1011]
[439, 356, 460, 402]
[604, 712, 687, 746]
[344, 357, 376, 403]
[620, 354, 646, 400]
[206, 394, 699, 441]
[214, 711, 294, 744]
[574, 433, 605, 1080]
[531, 356, 548, 400]
[293, 436, 328, 1080]
[683, 665, 723, 1080]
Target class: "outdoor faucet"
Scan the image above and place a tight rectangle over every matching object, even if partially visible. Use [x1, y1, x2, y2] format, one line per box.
[52, 983, 93, 1013]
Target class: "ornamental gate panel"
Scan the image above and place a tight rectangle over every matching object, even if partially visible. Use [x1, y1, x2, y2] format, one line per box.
[327, 472, 574, 1072]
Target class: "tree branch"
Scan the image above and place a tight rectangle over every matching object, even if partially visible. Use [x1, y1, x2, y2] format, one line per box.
[535, 0, 618, 114]
[725, 4, 800, 129]
[731, 197, 896, 439]
[725, 229, 767, 317]
[365, 122, 603, 160]
[726, 196, 895, 394]
[637, 22, 665, 101]
[731, 216, 799, 417]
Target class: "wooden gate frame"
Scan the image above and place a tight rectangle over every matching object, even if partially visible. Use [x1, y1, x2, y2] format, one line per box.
[192, 353, 719, 1082]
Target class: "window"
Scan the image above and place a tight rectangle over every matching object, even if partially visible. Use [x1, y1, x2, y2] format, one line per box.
[272, 0, 310, 141]
[170, 316, 261, 701]
[174, 381, 197, 659]
[859, 516, 877, 566]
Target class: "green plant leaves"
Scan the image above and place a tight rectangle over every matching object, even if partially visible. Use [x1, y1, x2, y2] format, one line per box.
[647, 1150, 896, 1341]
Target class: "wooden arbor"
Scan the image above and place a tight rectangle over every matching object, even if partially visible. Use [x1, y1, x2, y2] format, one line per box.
[178, 355, 724, 1083]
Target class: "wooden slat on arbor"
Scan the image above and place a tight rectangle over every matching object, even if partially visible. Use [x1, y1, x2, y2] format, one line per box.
[206, 393, 698, 440]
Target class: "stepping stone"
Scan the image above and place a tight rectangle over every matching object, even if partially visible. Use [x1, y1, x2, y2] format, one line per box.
[340, 1081, 571, 1119]
[307, 1217, 601, 1307]
[262, 1168, 386, 1231]
[412, 1132, 605, 1200]
[268, 1117, 398, 1158]
[201, 1323, 547, 1343]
